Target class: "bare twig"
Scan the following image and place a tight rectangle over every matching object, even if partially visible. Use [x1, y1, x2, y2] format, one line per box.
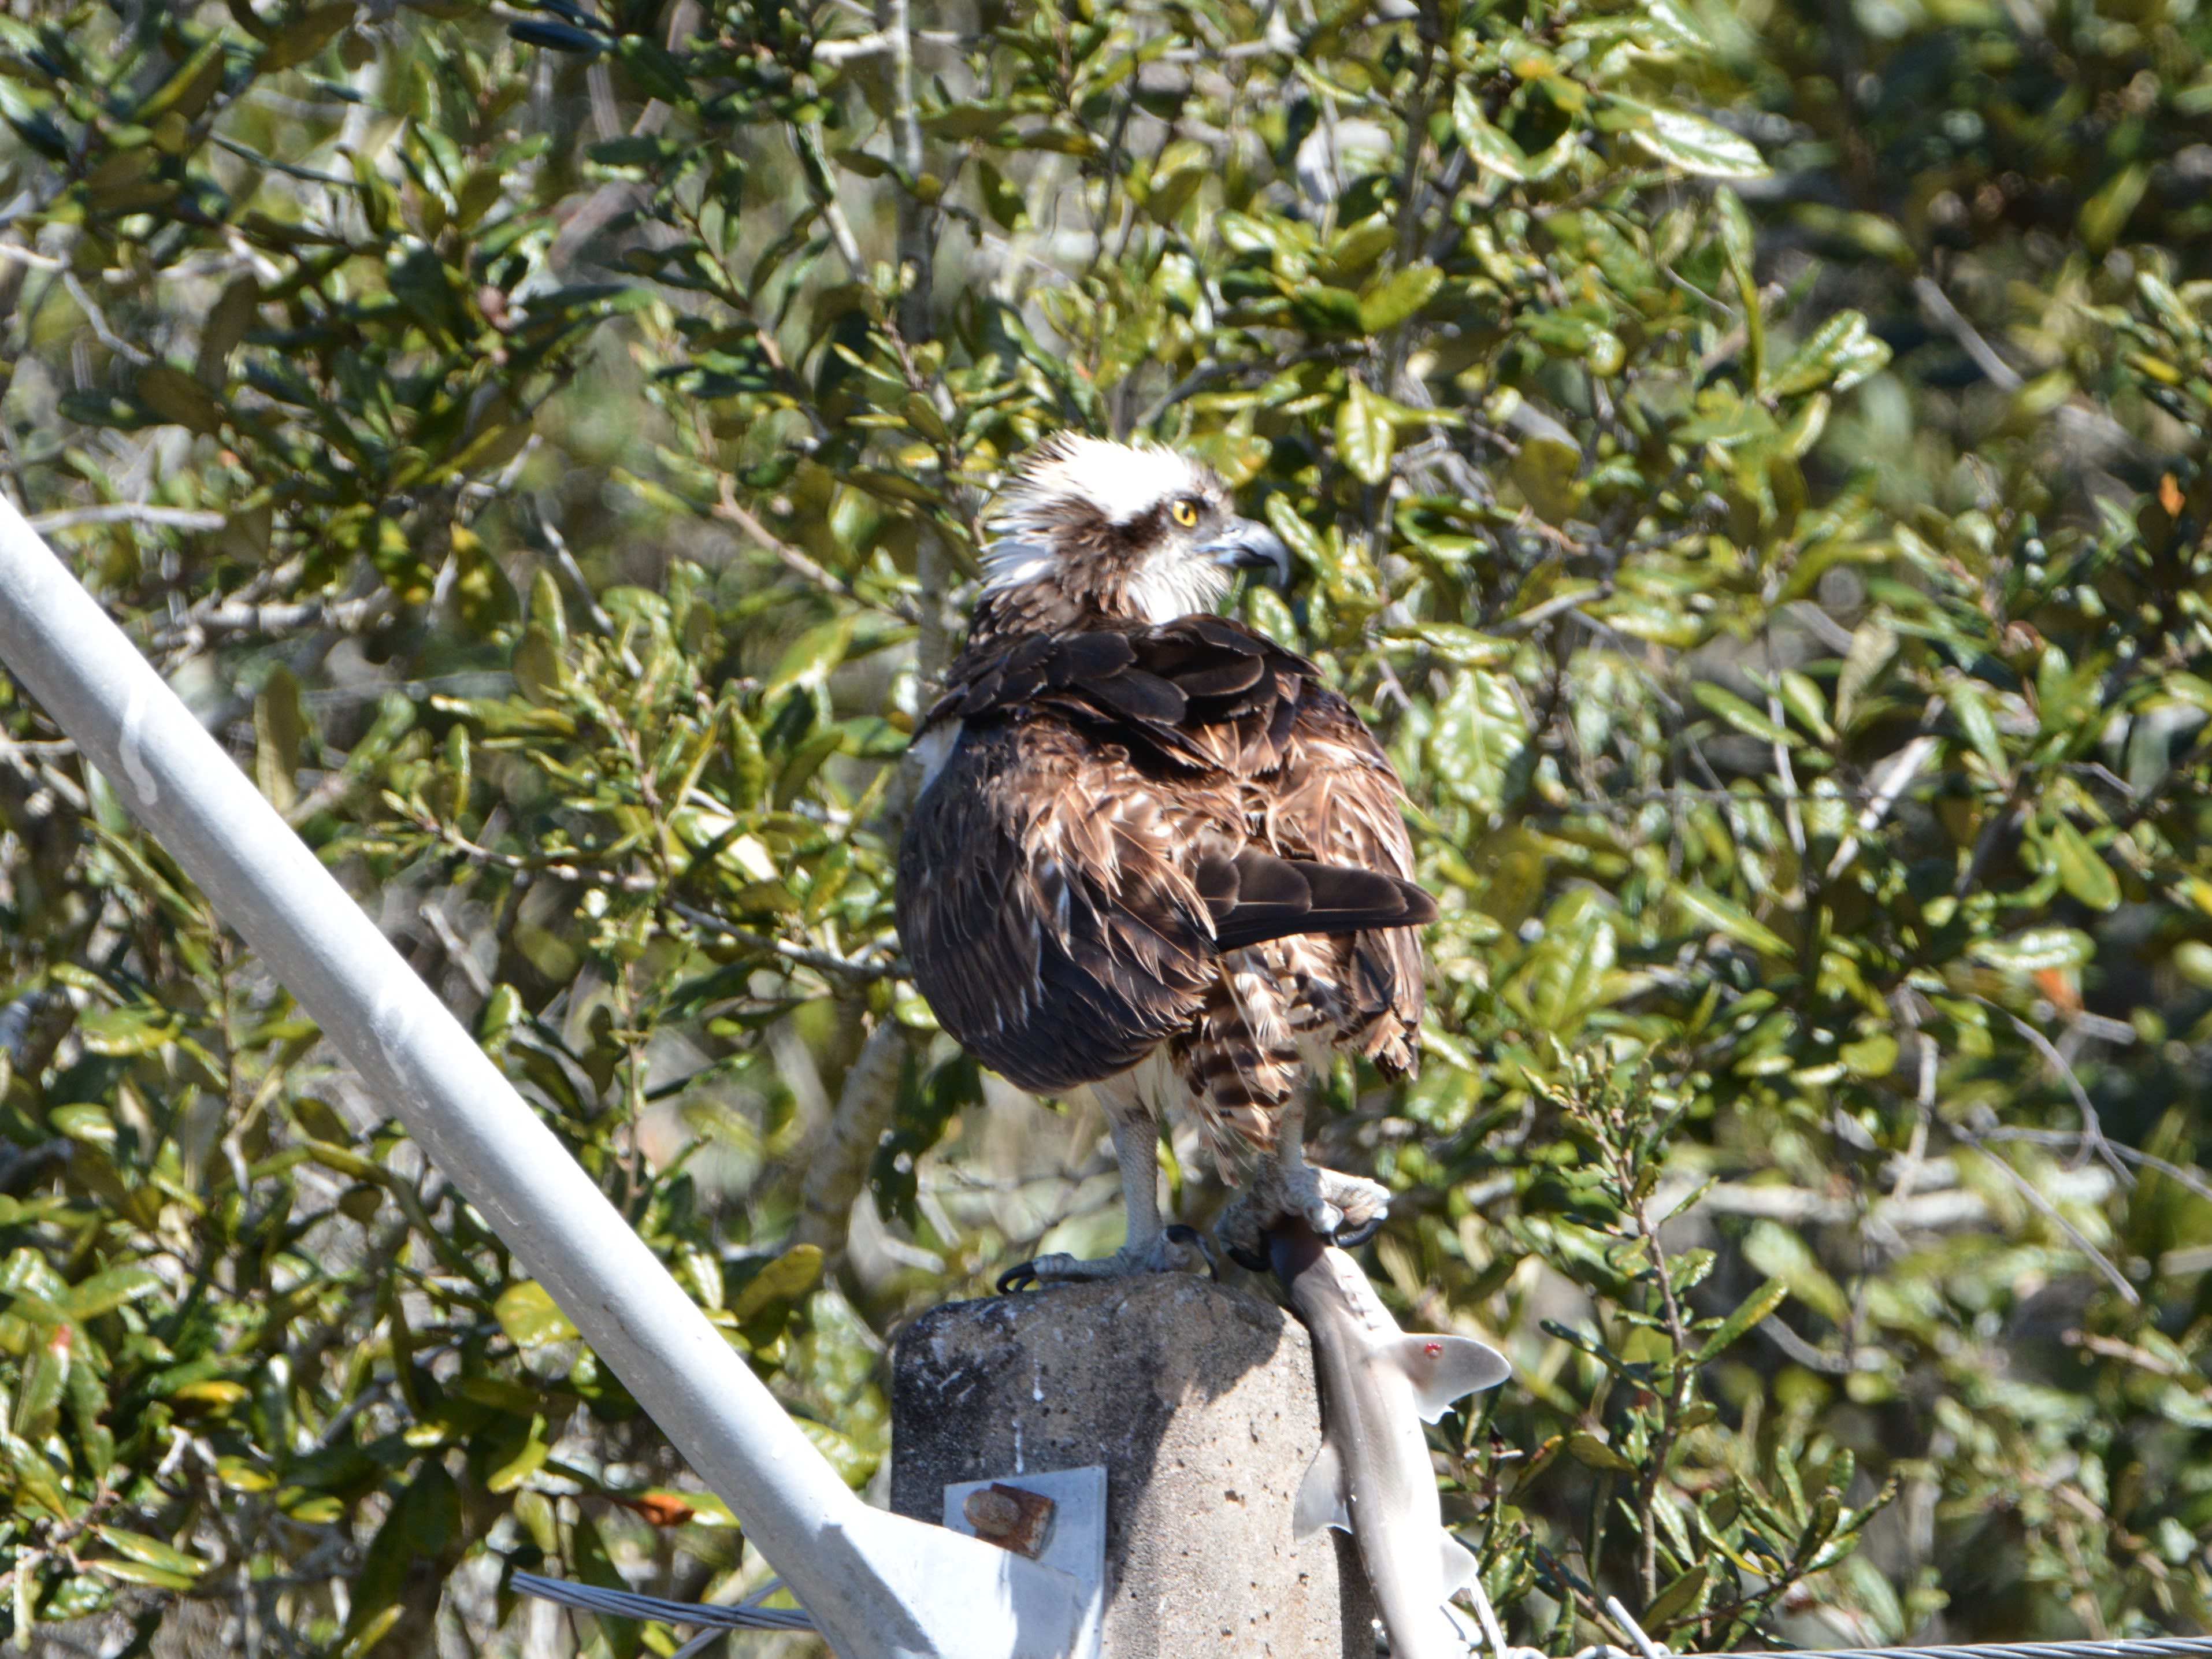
[419, 901, 494, 1000]
[150, 587, 396, 655]
[1825, 734, 1938, 878]
[1913, 274, 2022, 392]
[1980, 1127, 2212, 1209]
[1955, 769, 2032, 897]
[31, 504, 226, 533]
[666, 899, 905, 981]
[711, 487, 857, 603]
[790, 123, 866, 275]
[1969, 996, 2128, 1183]
[1951, 1124, 2140, 1305]
[62, 272, 152, 365]
[796, 1019, 913, 1254]
[531, 505, 619, 637]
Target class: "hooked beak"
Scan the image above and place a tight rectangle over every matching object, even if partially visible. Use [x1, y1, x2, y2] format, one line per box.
[1201, 518, 1291, 589]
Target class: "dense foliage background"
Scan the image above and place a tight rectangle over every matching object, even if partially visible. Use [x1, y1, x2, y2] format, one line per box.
[0, 0, 2203, 1651]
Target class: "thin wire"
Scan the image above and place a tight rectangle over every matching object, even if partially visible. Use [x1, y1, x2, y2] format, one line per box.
[510, 1570, 816, 1632]
[1699, 1642, 2212, 1659]
[1565, 1638, 2212, 1659]
[516, 1565, 2212, 1659]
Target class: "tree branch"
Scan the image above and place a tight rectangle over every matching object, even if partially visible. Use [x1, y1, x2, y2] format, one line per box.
[796, 1020, 911, 1254]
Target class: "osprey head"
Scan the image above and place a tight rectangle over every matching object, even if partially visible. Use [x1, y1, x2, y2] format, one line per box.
[977, 434, 1290, 631]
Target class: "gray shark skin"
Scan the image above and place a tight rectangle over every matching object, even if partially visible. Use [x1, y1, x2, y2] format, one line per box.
[1270, 1216, 1511, 1659]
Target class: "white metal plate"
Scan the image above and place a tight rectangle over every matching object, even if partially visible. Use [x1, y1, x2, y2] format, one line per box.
[942, 1465, 1107, 1659]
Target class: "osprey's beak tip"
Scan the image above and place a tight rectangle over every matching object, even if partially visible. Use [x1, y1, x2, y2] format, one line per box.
[1206, 519, 1292, 589]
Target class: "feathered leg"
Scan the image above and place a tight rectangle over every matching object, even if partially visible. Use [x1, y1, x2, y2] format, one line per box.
[1179, 959, 1392, 1265]
[997, 1067, 1212, 1290]
[1229, 1087, 1389, 1259]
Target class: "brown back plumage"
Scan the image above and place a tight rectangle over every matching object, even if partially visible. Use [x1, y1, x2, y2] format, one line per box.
[896, 610, 1429, 1156]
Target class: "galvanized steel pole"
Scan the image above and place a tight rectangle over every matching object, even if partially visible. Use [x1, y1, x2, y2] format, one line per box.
[0, 500, 1088, 1659]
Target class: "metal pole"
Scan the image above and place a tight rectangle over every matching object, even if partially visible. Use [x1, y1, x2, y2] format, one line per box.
[0, 502, 1087, 1659]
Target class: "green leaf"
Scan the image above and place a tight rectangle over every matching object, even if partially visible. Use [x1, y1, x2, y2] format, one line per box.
[1335, 381, 1396, 485]
[1502, 400, 1582, 524]
[1691, 681, 1793, 745]
[797, 1416, 878, 1487]
[1777, 669, 1835, 742]
[1969, 927, 2095, 975]
[1694, 1276, 1787, 1364]
[76, 1007, 176, 1057]
[1743, 1223, 1849, 1324]
[846, 466, 941, 507]
[1386, 623, 1514, 667]
[1566, 1430, 1636, 1472]
[89, 1557, 198, 1590]
[61, 1267, 162, 1321]
[255, 665, 306, 812]
[2048, 817, 2120, 911]
[1766, 311, 1892, 398]
[91, 1527, 207, 1580]
[1839, 1032, 1898, 1078]
[976, 159, 1027, 229]
[728, 1243, 823, 1320]
[513, 625, 565, 704]
[135, 36, 226, 122]
[135, 364, 225, 436]
[258, 2, 354, 70]
[1642, 1560, 1709, 1629]
[1672, 884, 1790, 958]
[194, 276, 261, 387]
[344, 1461, 460, 1650]
[763, 617, 854, 702]
[1942, 675, 2007, 777]
[614, 35, 694, 105]
[488, 1416, 551, 1493]
[1358, 264, 1442, 333]
[495, 1281, 578, 1350]
[2079, 162, 2148, 254]
[2175, 941, 2212, 990]
[1630, 106, 1768, 178]
[1453, 83, 1527, 180]
[921, 99, 1011, 139]
[216, 1454, 276, 1492]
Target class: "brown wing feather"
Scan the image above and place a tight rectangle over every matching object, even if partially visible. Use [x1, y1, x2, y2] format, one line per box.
[1268, 682, 1428, 1075]
[896, 717, 1235, 1096]
[901, 617, 1427, 1136]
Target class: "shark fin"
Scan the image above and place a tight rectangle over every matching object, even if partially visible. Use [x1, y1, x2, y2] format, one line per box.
[1391, 1334, 1512, 1422]
[1440, 1530, 1480, 1594]
[1294, 1439, 1350, 1538]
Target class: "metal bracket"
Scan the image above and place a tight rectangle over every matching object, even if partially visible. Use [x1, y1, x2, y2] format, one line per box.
[944, 1466, 1107, 1659]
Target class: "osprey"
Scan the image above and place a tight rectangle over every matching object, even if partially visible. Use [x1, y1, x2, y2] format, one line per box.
[896, 434, 1434, 1283]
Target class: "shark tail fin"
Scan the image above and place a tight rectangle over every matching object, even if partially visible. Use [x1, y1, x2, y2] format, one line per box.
[1441, 1530, 1480, 1594]
[1294, 1438, 1350, 1538]
[1390, 1334, 1513, 1423]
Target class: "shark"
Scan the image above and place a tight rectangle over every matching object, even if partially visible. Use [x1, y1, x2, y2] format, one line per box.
[1265, 1215, 1511, 1659]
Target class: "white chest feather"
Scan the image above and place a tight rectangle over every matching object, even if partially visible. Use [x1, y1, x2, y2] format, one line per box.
[1128, 557, 1229, 624]
[911, 720, 963, 797]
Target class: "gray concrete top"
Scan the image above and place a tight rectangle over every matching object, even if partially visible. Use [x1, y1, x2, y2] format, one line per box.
[891, 1274, 1379, 1658]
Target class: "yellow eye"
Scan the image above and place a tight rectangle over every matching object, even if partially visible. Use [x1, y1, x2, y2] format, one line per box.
[1170, 497, 1200, 528]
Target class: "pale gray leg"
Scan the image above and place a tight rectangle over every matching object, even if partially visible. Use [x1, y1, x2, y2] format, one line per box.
[1108, 1096, 1165, 1260]
[998, 1069, 1211, 1290]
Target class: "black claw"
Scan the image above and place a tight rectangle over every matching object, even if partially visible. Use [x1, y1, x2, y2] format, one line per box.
[997, 1261, 1041, 1294]
[1165, 1223, 1219, 1281]
[1225, 1241, 1271, 1274]
[1332, 1213, 1384, 1250]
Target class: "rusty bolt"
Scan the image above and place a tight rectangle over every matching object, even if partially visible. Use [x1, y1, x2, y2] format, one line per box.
[962, 1483, 1056, 1559]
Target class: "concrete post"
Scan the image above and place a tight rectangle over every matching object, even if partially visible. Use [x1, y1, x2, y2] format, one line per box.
[891, 1274, 1378, 1657]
